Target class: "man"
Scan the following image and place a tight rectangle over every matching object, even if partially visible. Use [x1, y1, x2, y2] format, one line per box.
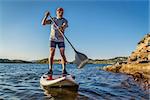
[42, 7, 68, 76]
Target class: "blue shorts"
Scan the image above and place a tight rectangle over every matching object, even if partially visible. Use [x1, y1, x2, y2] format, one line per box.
[50, 41, 65, 48]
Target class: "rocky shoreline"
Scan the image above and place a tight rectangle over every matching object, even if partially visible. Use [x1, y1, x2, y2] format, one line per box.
[102, 63, 150, 90]
[101, 33, 150, 90]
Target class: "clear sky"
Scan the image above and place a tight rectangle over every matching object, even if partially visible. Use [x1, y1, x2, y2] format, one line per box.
[0, 0, 149, 61]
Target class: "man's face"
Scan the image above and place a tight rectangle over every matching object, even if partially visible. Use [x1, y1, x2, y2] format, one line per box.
[56, 10, 63, 17]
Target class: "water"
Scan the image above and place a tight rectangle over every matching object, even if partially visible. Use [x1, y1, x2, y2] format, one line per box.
[0, 63, 149, 100]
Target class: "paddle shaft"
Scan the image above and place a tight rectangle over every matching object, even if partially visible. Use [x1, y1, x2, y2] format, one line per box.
[49, 15, 77, 53]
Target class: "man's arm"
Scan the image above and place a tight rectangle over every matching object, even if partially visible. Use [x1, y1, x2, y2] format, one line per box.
[59, 22, 68, 33]
[62, 22, 68, 29]
[41, 11, 52, 25]
[60, 19, 68, 31]
[62, 19, 68, 29]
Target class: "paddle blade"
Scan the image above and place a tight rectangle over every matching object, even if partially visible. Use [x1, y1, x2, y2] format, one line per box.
[74, 51, 88, 68]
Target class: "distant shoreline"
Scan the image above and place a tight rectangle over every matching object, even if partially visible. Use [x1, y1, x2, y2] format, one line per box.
[0, 57, 128, 64]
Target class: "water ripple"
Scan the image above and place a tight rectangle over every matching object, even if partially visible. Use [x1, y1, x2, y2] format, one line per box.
[0, 63, 149, 100]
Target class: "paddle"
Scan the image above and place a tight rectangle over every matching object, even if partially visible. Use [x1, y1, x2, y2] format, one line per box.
[49, 15, 88, 68]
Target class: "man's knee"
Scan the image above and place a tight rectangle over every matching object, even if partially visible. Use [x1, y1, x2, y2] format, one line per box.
[50, 47, 55, 51]
[60, 51, 65, 56]
[60, 48, 65, 54]
[50, 48, 55, 59]
[50, 47, 55, 54]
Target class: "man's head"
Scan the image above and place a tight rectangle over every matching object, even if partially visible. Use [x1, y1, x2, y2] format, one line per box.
[56, 7, 64, 18]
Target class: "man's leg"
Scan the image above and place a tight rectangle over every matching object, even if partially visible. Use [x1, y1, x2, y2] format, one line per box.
[59, 48, 67, 74]
[49, 47, 55, 73]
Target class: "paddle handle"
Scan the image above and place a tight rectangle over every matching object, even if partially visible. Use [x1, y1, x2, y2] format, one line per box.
[49, 15, 77, 52]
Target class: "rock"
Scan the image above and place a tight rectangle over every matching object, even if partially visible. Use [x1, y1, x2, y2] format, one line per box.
[102, 33, 150, 90]
[128, 33, 150, 63]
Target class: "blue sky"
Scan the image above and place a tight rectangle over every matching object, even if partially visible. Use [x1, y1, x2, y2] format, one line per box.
[0, 0, 149, 61]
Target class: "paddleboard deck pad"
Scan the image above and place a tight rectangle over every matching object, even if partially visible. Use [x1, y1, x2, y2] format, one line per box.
[40, 73, 79, 91]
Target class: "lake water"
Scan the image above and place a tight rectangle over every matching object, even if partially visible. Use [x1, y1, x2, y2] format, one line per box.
[0, 63, 149, 100]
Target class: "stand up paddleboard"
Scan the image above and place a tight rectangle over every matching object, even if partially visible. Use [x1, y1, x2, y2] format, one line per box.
[40, 73, 79, 91]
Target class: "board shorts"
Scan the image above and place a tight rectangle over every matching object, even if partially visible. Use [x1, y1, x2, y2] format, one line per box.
[50, 41, 65, 48]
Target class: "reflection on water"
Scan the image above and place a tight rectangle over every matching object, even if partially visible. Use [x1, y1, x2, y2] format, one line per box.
[42, 88, 78, 100]
[0, 63, 149, 100]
